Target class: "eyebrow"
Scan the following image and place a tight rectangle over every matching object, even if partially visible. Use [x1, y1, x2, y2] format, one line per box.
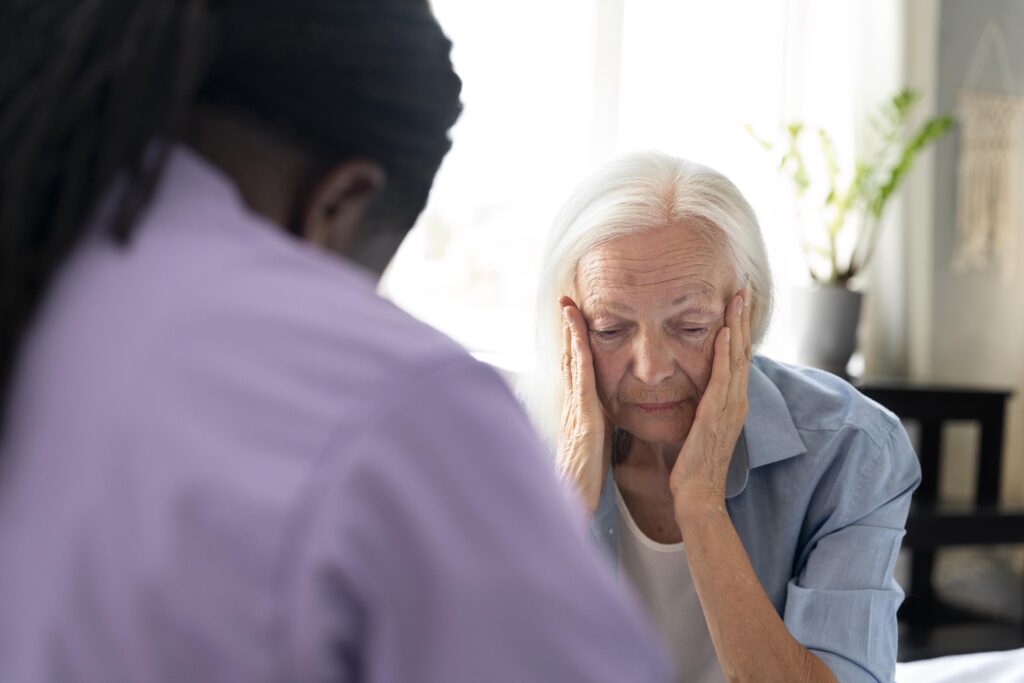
[671, 291, 717, 307]
[596, 300, 635, 315]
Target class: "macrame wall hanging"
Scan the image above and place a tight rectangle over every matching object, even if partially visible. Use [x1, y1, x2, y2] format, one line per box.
[954, 20, 1024, 281]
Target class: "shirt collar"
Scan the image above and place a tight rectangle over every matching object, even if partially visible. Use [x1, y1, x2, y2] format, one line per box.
[156, 143, 254, 224]
[725, 356, 806, 498]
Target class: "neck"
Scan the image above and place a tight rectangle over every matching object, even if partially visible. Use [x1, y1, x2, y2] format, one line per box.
[628, 438, 685, 474]
[183, 106, 313, 229]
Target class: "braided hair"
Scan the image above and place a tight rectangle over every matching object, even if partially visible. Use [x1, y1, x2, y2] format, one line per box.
[0, 0, 462, 436]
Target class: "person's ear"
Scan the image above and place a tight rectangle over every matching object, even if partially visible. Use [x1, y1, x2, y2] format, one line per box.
[302, 160, 387, 254]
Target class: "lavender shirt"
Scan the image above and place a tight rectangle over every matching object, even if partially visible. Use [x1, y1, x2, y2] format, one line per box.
[0, 147, 671, 682]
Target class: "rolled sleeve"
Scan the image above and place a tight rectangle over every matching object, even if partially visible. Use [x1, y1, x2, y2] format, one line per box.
[784, 420, 921, 683]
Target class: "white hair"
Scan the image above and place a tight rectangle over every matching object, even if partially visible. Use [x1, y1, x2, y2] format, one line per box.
[521, 150, 774, 450]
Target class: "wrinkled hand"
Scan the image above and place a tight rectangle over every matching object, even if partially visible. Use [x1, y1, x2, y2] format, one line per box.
[557, 296, 612, 515]
[669, 290, 751, 512]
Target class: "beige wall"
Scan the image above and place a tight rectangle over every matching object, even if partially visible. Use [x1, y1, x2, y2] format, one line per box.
[917, 0, 1024, 504]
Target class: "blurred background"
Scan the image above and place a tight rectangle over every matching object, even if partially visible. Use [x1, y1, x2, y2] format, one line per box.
[383, 0, 1024, 663]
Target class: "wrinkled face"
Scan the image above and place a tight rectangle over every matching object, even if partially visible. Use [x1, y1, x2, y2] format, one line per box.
[575, 222, 738, 447]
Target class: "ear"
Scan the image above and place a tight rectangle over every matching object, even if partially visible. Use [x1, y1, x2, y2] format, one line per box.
[301, 160, 387, 253]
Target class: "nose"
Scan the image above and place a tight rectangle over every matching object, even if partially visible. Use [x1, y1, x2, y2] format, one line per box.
[630, 331, 677, 386]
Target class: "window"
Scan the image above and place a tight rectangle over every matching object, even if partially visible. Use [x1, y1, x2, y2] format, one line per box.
[382, 0, 903, 377]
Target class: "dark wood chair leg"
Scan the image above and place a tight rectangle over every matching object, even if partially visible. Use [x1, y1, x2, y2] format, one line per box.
[907, 548, 937, 627]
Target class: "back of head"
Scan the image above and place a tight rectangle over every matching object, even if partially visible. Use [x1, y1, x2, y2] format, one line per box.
[524, 151, 774, 448]
[0, 0, 462, 437]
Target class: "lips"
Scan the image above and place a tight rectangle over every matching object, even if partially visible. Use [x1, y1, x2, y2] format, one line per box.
[631, 401, 685, 415]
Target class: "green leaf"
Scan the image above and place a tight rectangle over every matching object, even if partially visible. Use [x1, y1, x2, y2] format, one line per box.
[743, 124, 773, 151]
[741, 88, 954, 280]
[869, 113, 955, 219]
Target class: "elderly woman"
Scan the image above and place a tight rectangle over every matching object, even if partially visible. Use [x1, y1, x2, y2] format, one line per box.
[527, 152, 921, 683]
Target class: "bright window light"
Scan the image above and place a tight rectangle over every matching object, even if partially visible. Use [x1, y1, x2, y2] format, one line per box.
[382, 0, 901, 379]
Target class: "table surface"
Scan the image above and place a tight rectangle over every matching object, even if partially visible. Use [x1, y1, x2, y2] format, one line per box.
[855, 376, 1014, 397]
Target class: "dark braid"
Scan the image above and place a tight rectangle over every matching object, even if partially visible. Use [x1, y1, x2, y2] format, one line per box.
[0, 0, 208, 431]
[0, 0, 462, 438]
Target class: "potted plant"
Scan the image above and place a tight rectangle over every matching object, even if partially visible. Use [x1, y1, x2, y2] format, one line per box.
[747, 88, 954, 376]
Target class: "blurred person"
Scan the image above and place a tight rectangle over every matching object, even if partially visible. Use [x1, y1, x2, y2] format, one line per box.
[526, 151, 921, 683]
[0, 2, 672, 682]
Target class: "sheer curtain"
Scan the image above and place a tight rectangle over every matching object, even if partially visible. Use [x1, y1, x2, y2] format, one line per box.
[382, 0, 906, 378]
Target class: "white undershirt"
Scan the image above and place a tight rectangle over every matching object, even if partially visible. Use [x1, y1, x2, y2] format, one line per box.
[615, 484, 726, 683]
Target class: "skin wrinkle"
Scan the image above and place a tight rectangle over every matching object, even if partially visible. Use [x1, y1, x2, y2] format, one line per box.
[577, 255, 721, 288]
[574, 222, 738, 462]
[557, 167, 838, 682]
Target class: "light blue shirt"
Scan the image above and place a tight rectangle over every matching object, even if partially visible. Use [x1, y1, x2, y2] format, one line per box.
[592, 355, 921, 683]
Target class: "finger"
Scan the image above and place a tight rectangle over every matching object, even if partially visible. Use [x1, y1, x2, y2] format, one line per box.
[719, 292, 740, 403]
[727, 291, 745, 370]
[728, 289, 753, 394]
[742, 288, 752, 359]
[564, 302, 583, 396]
[561, 300, 572, 364]
[738, 288, 752, 400]
[561, 298, 572, 353]
[561, 306, 574, 391]
[564, 304, 596, 400]
[702, 326, 732, 412]
[561, 297, 585, 390]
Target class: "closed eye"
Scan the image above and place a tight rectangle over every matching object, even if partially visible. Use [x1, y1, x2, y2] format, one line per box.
[678, 326, 709, 337]
[592, 328, 624, 340]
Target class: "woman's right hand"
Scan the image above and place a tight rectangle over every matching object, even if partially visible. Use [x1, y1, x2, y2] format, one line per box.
[557, 296, 612, 516]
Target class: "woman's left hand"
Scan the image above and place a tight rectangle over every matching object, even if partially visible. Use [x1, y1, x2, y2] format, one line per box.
[669, 289, 751, 512]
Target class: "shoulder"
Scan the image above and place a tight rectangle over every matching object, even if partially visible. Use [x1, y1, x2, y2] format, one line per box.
[752, 355, 902, 451]
[163, 217, 471, 405]
[751, 356, 920, 510]
[88, 190, 486, 483]
[130, 143, 472, 389]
